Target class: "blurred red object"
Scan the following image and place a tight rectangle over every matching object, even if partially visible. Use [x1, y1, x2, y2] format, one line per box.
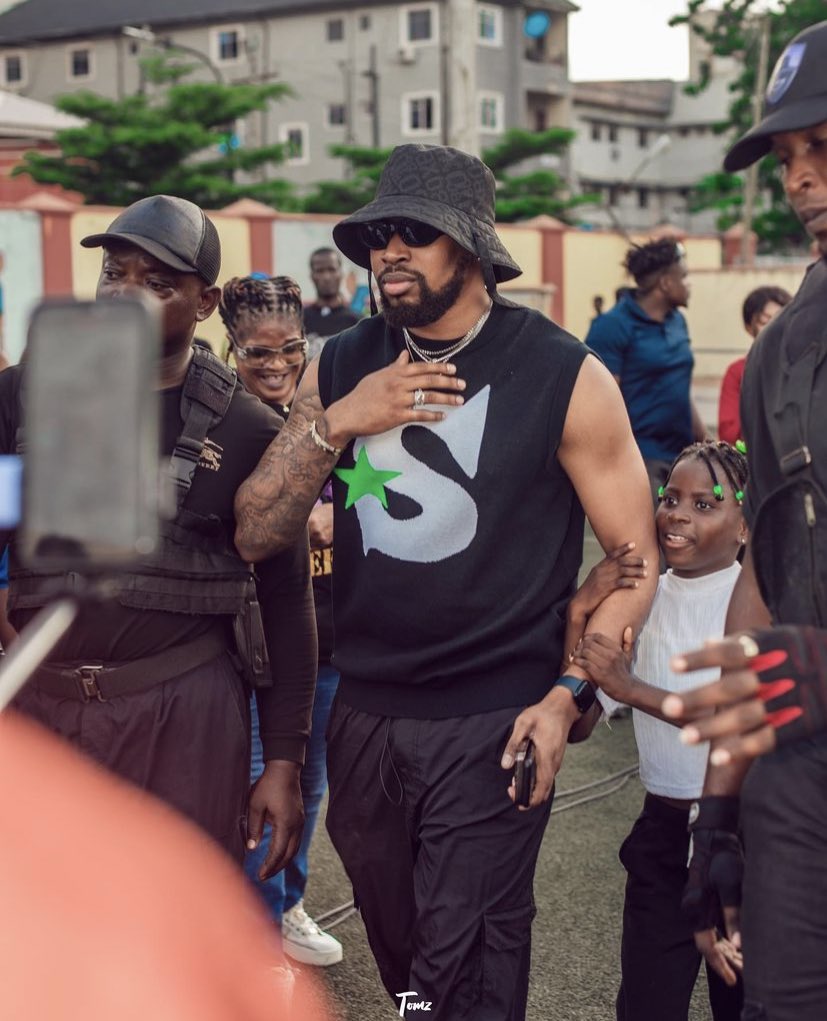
[0, 710, 331, 1021]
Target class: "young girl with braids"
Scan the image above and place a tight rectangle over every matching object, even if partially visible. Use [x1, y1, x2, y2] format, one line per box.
[219, 275, 343, 967]
[574, 441, 748, 1021]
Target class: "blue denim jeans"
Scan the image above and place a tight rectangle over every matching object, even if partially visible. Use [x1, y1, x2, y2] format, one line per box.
[245, 664, 340, 921]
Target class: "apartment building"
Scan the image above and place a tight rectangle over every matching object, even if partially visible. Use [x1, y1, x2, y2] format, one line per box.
[0, 0, 576, 191]
[570, 24, 739, 233]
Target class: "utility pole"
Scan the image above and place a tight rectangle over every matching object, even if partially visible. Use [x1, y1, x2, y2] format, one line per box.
[339, 59, 355, 144]
[740, 14, 771, 265]
[445, 0, 479, 155]
[362, 45, 380, 148]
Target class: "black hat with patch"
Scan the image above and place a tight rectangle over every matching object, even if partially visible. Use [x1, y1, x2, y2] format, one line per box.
[725, 20, 827, 172]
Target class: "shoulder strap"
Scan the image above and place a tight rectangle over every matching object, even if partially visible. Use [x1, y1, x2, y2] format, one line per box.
[168, 345, 237, 512]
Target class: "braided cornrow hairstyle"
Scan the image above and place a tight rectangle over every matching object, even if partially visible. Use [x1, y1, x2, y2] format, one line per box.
[658, 441, 749, 505]
[219, 274, 304, 346]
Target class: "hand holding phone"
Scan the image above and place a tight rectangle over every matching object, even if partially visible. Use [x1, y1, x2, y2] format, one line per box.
[513, 739, 536, 808]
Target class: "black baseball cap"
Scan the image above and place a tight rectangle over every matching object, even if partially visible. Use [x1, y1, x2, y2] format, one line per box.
[725, 21, 827, 172]
[81, 194, 221, 285]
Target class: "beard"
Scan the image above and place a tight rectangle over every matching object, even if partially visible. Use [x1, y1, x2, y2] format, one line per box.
[378, 251, 475, 329]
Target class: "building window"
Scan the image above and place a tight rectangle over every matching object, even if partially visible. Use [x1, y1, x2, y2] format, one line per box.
[478, 92, 503, 133]
[590, 122, 601, 142]
[402, 91, 440, 135]
[608, 124, 618, 143]
[359, 14, 371, 30]
[608, 185, 620, 207]
[533, 107, 547, 132]
[212, 26, 244, 64]
[326, 18, 344, 42]
[478, 4, 502, 47]
[401, 4, 438, 45]
[3, 51, 25, 86]
[638, 128, 648, 148]
[327, 103, 347, 128]
[279, 122, 309, 165]
[637, 187, 649, 209]
[67, 45, 93, 81]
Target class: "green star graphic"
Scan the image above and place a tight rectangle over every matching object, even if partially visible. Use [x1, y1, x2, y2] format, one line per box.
[333, 446, 402, 510]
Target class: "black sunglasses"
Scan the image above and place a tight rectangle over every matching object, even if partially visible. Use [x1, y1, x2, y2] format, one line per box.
[357, 219, 443, 250]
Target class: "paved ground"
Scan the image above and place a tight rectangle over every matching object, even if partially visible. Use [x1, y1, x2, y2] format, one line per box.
[292, 528, 713, 1019]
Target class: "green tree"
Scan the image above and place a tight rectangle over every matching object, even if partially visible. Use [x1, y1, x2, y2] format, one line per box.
[302, 128, 596, 222]
[673, 0, 826, 250]
[13, 50, 297, 209]
[482, 128, 598, 222]
[301, 144, 391, 214]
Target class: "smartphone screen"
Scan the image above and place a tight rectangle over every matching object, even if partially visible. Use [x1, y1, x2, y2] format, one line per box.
[19, 298, 161, 571]
[0, 455, 22, 529]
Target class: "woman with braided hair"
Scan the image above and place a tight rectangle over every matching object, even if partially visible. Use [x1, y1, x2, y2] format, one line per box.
[573, 440, 748, 1021]
[220, 274, 343, 968]
[220, 274, 308, 415]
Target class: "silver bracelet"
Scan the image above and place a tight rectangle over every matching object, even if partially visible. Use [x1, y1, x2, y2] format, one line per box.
[309, 419, 343, 457]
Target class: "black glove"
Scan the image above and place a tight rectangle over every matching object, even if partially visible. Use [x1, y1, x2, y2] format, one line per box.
[746, 626, 827, 746]
[681, 796, 743, 934]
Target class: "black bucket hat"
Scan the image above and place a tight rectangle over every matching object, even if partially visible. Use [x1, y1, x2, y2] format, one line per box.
[725, 20, 827, 172]
[332, 143, 522, 297]
[81, 194, 221, 285]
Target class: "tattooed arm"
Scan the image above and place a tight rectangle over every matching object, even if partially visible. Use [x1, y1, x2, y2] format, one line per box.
[234, 351, 466, 561]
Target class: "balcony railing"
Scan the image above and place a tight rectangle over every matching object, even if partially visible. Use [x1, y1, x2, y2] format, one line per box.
[521, 52, 570, 96]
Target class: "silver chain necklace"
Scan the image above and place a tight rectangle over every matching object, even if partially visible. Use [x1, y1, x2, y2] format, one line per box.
[403, 302, 492, 364]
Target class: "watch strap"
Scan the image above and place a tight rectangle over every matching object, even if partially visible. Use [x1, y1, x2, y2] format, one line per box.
[554, 674, 597, 714]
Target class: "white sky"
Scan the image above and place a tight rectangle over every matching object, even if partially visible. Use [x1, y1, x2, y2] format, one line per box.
[568, 0, 692, 81]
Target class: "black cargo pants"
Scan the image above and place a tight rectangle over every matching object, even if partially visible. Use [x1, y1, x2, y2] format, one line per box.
[326, 699, 552, 1021]
[740, 735, 827, 1021]
[16, 651, 251, 861]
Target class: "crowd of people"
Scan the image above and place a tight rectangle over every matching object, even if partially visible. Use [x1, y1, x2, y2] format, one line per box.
[1, 17, 827, 1021]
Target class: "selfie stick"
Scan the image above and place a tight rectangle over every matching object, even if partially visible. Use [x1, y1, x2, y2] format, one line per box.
[0, 599, 79, 713]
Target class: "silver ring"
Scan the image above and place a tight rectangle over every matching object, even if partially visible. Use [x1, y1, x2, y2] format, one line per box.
[737, 633, 760, 659]
[413, 388, 425, 409]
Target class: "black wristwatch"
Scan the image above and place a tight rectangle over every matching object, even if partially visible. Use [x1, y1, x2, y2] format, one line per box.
[553, 674, 597, 714]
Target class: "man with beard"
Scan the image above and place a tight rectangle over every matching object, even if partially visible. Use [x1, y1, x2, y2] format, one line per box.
[234, 143, 658, 1020]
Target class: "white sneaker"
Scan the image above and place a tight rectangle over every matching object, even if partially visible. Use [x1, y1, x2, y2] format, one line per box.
[282, 901, 343, 967]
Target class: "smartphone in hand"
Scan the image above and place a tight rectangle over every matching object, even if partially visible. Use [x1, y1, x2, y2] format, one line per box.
[513, 740, 536, 807]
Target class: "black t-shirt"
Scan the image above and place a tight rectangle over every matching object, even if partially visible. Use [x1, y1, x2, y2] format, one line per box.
[318, 302, 589, 719]
[0, 361, 317, 761]
[303, 302, 360, 340]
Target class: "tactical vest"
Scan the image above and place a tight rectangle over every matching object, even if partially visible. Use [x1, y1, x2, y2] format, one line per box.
[749, 284, 827, 628]
[9, 345, 254, 618]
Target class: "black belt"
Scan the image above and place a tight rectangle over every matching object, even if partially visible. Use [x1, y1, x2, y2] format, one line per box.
[30, 631, 227, 703]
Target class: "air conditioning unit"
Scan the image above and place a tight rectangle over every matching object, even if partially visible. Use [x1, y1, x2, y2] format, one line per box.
[398, 45, 417, 65]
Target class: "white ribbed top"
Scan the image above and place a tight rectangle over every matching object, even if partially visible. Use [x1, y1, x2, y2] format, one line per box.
[598, 562, 741, 799]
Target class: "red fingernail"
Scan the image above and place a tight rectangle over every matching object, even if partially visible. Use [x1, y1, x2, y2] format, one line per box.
[757, 678, 795, 703]
[766, 706, 803, 729]
[750, 650, 788, 672]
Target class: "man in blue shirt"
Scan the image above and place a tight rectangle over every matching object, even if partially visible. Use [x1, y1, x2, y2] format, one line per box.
[586, 240, 707, 498]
